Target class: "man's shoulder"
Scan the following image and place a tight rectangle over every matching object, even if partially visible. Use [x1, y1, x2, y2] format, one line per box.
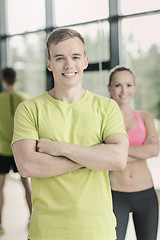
[17, 93, 47, 110]
[86, 90, 116, 106]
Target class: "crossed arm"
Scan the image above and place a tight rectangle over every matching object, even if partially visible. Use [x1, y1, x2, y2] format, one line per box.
[12, 133, 128, 178]
[128, 112, 159, 162]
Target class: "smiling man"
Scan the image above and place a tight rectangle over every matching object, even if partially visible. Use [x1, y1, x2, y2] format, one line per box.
[12, 28, 128, 240]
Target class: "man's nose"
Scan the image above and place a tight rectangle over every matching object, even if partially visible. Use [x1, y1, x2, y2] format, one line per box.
[64, 58, 73, 69]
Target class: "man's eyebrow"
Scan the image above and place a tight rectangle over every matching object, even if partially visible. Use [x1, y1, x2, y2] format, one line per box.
[53, 53, 82, 58]
[72, 53, 82, 56]
[54, 54, 64, 58]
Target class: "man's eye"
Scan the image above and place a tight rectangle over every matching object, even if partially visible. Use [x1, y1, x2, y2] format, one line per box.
[56, 58, 64, 61]
[73, 56, 80, 60]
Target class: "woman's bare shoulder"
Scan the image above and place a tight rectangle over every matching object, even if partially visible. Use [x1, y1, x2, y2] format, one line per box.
[138, 110, 153, 121]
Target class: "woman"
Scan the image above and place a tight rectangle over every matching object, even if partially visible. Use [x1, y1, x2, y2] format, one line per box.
[108, 66, 159, 240]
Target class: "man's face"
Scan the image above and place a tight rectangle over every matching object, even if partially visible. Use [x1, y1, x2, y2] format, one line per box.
[47, 37, 88, 89]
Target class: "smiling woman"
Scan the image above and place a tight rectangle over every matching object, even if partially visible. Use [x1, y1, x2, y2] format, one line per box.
[108, 65, 159, 240]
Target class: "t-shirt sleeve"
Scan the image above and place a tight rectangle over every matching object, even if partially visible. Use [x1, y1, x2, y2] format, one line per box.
[102, 99, 127, 140]
[12, 101, 39, 144]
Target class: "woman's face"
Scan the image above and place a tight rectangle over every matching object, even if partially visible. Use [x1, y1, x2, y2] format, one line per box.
[108, 70, 136, 105]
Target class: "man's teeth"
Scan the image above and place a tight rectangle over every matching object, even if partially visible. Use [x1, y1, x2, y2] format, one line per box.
[64, 73, 75, 76]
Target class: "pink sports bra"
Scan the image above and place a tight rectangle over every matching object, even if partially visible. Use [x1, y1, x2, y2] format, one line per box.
[127, 110, 146, 146]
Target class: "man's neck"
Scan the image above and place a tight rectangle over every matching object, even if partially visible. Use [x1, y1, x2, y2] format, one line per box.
[49, 87, 86, 104]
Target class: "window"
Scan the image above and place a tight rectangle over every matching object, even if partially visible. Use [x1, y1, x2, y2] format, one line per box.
[6, 0, 45, 34]
[120, 0, 160, 15]
[71, 22, 109, 63]
[54, 0, 109, 26]
[7, 32, 46, 97]
[120, 14, 160, 120]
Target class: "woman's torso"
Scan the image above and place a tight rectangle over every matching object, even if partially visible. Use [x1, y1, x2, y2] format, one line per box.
[110, 110, 153, 192]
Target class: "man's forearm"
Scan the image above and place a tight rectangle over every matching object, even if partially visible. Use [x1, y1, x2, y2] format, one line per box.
[60, 142, 127, 171]
[37, 134, 128, 172]
[19, 152, 82, 178]
[28, 152, 82, 178]
[12, 140, 82, 178]
[37, 139, 122, 171]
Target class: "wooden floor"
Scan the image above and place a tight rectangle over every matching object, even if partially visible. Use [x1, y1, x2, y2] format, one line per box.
[0, 172, 160, 240]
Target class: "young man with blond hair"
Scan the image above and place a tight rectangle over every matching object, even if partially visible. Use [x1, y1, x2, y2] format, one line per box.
[12, 28, 128, 240]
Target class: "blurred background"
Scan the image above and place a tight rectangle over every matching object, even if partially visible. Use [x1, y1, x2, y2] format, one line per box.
[0, 0, 160, 239]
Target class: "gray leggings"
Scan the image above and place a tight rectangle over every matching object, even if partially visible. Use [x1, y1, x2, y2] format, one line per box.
[112, 187, 159, 240]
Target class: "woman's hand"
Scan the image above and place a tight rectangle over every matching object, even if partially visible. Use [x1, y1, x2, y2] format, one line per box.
[144, 135, 159, 145]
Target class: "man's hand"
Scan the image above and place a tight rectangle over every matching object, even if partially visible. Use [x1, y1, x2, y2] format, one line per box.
[36, 138, 63, 156]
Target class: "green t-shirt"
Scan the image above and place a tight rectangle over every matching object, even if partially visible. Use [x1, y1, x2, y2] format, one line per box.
[0, 91, 29, 156]
[12, 90, 127, 240]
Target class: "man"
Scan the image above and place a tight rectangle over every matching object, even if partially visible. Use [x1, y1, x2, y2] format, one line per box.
[12, 28, 128, 240]
[0, 67, 32, 233]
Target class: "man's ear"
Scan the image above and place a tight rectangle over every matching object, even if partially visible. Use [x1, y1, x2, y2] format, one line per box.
[83, 56, 88, 70]
[46, 59, 51, 71]
[107, 85, 111, 94]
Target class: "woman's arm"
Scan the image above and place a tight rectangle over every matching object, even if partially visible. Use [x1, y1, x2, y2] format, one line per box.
[128, 112, 159, 160]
